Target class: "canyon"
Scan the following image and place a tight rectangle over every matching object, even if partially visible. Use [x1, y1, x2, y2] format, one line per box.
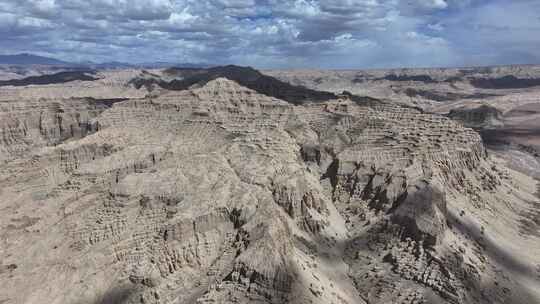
[0, 65, 539, 304]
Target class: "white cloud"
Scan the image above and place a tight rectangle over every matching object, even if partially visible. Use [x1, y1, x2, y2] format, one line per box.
[31, 0, 57, 15]
[419, 0, 447, 9]
[0, 0, 538, 68]
[427, 22, 444, 31]
[168, 8, 197, 26]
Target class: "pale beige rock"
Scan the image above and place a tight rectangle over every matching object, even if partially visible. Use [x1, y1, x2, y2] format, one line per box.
[0, 70, 538, 304]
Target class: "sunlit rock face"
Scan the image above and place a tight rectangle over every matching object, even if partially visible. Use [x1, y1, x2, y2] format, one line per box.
[0, 67, 538, 304]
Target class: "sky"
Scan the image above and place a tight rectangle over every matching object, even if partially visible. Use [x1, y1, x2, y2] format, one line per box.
[0, 0, 539, 69]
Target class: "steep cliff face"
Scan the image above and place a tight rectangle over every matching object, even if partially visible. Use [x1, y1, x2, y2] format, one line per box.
[0, 77, 538, 304]
[448, 104, 504, 130]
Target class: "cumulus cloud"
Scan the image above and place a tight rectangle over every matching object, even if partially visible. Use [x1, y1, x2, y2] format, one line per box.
[0, 0, 538, 68]
[417, 0, 447, 9]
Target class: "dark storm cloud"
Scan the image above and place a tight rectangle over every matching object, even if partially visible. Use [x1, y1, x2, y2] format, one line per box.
[0, 0, 539, 68]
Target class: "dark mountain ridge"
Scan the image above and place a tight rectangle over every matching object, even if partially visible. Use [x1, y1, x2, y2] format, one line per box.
[0, 53, 210, 69]
[0, 53, 70, 66]
[130, 65, 343, 105]
[0, 71, 98, 87]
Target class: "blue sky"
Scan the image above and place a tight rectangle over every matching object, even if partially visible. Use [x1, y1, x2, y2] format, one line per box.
[0, 0, 539, 68]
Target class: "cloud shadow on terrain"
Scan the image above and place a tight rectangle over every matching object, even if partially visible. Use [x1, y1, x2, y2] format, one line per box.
[331, 206, 540, 304]
[0, 71, 98, 86]
[72, 285, 137, 304]
[446, 210, 539, 281]
[129, 65, 385, 106]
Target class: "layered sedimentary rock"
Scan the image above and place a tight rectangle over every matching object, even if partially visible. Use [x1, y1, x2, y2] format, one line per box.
[265, 65, 540, 109]
[0, 74, 538, 304]
[448, 104, 504, 130]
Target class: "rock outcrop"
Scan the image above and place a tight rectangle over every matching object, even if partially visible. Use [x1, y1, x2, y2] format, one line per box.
[0, 71, 538, 304]
[448, 104, 504, 129]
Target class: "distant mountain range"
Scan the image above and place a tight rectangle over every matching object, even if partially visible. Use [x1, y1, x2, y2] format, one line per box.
[0, 53, 71, 66]
[0, 53, 211, 69]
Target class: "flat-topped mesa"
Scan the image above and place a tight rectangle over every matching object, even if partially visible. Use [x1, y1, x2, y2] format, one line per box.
[299, 98, 486, 161]
[292, 98, 489, 220]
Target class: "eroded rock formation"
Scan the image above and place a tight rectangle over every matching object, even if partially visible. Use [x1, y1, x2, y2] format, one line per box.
[0, 71, 539, 304]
